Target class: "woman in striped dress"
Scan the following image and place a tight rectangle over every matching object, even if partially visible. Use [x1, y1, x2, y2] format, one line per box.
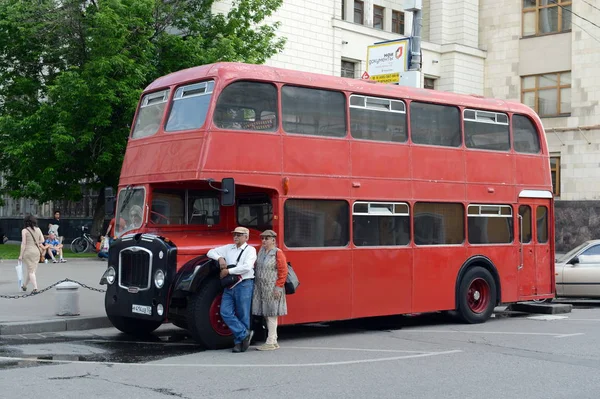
[252, 229, 288, 351]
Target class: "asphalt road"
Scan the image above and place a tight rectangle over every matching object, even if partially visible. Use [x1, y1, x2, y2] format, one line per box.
[1, 304, 600, 399]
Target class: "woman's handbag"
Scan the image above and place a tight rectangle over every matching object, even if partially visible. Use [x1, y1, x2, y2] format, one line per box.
[220, 247, 246, 289]
[284, 262, 300, 295]
[27, 228, 44, 263]
[15, 261, 23, 290]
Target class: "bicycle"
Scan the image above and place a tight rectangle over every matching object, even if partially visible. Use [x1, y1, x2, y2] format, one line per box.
[70, 226, 96, 254]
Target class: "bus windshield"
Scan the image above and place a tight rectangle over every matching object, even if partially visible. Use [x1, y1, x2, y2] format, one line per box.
[115, 187, 146, 236]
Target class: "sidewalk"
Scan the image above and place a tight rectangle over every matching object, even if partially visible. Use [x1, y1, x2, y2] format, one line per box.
[0, 257, 113, 335]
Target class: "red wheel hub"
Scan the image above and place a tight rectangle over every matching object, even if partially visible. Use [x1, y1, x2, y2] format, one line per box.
[209, 293, 232, 336]
[467, 278, 490, 314]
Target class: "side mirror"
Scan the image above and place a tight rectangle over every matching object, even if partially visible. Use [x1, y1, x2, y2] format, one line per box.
[221, 178, 235, 206]
[105, 187, 116, 216]
[568, 256, 579, 265]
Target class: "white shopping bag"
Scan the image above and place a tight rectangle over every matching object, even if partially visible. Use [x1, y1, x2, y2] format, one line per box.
[16, 261, 23, 290]
[101, 236, 110, 252]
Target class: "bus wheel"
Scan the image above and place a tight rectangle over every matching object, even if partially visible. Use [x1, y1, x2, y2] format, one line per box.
[457, 266, 497, 324]
[187, 278, 233, 349]
[108, 315, 162, 336]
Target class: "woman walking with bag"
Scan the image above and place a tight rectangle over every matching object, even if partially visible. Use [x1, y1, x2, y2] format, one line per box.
[18, 215, 44, 293]
[252, 229, 288, 351]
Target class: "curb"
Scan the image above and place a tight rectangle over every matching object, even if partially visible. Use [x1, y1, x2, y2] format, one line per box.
[0, 316, 113, 336]
[507, 302, 573, 315]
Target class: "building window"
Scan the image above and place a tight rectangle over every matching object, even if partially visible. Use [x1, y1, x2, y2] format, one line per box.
[373, 6, 384, 30]
[550, 155, 560, 196]
[354, 1, 364, 24]
[522, 0, 572, 37]
[424, 77, 435, 90]
[521, 71, 571, 117]
[342, 0, 345, 20]
[392, 10, 405, 34]
[341, 60, 356, 78]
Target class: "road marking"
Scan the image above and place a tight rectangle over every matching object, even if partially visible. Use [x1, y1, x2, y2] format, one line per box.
[554, 333, 585, 338]
[563, 318, 600, 322]
[83, 339, 201, 347]
[0, 349, 462, 368]
[283, 346, 431, 353]
[402, 329, 584, 338]
[527, 315, 569, 321]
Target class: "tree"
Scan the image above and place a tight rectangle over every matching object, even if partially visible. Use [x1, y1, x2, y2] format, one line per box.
[0, 0, 285, 235]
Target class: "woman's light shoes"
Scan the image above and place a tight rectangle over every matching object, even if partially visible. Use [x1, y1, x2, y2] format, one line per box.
[256, 343, 279, 351]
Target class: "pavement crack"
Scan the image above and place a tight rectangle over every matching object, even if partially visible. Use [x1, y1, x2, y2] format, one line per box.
[86, 375, 191, 399]
[49, 372, 96, 380]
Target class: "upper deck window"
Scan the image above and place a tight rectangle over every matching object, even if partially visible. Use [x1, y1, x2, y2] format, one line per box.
[512, 114, 541, 154]
[214, 81, 277, 131]
[282, 86, 346, 138]
[165, 81, 214, 132]
[464, 109, 510, 152]
[132, 89, 170, 139]
[350, 95, 407, 143]
[410, 102, 461, 147]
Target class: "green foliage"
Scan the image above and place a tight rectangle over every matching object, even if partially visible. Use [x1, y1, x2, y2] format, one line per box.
[0, 0, 285, 203]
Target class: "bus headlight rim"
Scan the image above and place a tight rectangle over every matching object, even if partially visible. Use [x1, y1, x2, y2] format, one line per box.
[154, 269, 165, 289]
[106, 267, 116, 285]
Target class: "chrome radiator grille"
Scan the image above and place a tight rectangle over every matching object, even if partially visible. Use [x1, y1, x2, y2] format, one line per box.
[119, 248, 152, 290]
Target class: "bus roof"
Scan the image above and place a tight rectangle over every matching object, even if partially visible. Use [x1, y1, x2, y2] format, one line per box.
[145, 62, 537, 118]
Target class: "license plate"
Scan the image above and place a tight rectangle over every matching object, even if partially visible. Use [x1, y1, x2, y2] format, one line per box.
[132, 304, 152, 315]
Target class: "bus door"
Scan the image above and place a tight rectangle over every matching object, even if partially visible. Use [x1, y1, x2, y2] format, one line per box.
[517, 198, 553, 298]
[533, 201, 552, 295]
[517, 203, 535, 297]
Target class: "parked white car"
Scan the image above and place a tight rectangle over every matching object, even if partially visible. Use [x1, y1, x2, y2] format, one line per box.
[555, 240, 600, 298]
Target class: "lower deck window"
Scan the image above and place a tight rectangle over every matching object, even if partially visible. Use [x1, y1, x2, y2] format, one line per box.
[284, 199, 349, 247]
[353, 202, 410, 246]
[467, 204, 513, 244]
[414, 202, 464, 245]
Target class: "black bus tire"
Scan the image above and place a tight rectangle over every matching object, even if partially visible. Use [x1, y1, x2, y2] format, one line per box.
[457, 266, 497, 324]
[187, 278, 234, 349]
[108, 315, 162, 336]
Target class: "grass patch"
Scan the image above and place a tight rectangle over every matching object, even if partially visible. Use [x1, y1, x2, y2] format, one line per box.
[0, 243, 97, 260]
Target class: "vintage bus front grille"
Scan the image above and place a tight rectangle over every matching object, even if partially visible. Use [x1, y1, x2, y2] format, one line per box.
[119, 248, 152, 290]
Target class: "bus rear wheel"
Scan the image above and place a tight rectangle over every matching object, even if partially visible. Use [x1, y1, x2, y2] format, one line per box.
[187, 278, 233, 349]
[108, 315, 162, 336]
[457, 266, 497, 324]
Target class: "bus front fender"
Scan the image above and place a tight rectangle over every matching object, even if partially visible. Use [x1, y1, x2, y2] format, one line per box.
[173, 256, 219, 293]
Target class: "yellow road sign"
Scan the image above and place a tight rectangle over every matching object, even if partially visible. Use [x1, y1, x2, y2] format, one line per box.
[370, 72, 400, 84]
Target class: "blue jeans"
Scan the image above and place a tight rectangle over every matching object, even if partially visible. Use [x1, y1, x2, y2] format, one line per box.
[220, 279, 254, 344]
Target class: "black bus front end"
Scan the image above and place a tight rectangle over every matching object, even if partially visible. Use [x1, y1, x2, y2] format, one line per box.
[100, 233, 177, 335]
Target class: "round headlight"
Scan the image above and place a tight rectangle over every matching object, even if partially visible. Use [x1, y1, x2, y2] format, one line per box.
[157, 304, 164, 316]
[106, 267, 116, 285]
[154, 269, 165, 288]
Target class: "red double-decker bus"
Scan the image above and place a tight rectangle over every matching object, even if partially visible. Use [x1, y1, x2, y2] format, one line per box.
[100, 62, 554, 349]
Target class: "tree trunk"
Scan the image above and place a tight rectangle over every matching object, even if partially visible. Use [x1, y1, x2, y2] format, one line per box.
[92, 187, 106, 238]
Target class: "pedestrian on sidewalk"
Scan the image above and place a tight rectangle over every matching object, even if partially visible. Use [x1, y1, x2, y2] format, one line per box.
[18, 215, 44, 293]
[252, 229, 288, 351]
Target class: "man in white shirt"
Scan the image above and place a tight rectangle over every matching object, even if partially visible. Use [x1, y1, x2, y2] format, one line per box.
[207, 226, 257, 352]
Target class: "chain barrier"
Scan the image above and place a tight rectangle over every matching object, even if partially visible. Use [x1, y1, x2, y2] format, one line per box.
[0, 278, 106, 299]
